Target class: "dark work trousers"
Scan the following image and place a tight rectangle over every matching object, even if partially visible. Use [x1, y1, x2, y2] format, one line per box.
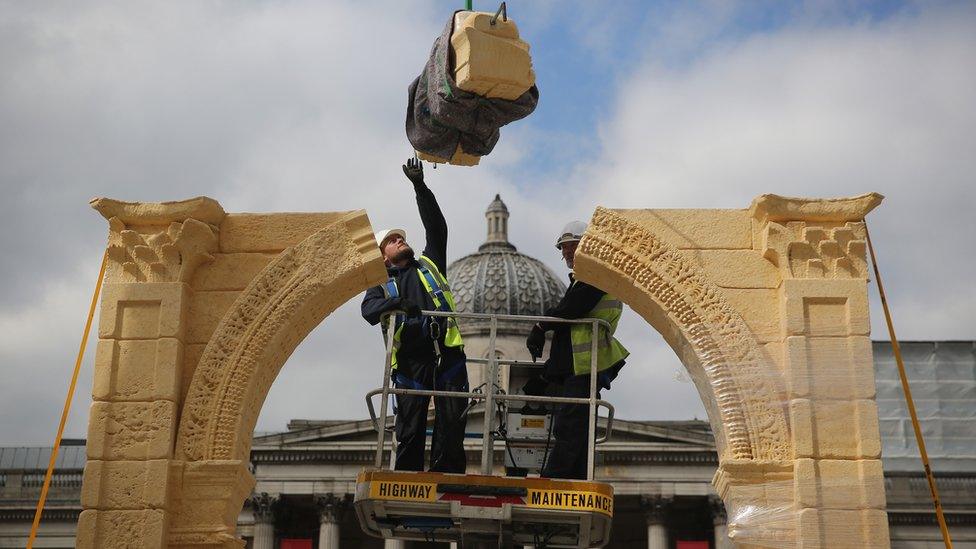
[541, 362, 623, 480]
[393, 347, 469, 473]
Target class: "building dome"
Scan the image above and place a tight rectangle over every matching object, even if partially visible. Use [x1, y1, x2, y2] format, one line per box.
[448, 195, 565, 318]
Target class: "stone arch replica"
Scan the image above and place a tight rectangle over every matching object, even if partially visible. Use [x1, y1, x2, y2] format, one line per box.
[79, 192, 889, 548]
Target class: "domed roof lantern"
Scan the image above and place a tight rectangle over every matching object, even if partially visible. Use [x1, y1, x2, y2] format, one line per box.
[449, 195, 566, 319]
[481, 194, 516, 252]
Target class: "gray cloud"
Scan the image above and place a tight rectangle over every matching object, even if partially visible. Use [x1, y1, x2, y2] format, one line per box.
[2, 2, 972, 442]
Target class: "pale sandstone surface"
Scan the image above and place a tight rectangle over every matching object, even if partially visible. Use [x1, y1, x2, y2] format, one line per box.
[98, 282, 190, 341]
[218, 212, 350, 253]
[679, 249, 781, 289]
[91, 196, 226, 226]
[794, 459, 885, 510]
[191, 253, 276, 291]
[790, 399, 882, 460]
[452, 11, 535, 100]
[612, 209, 753, 249]
[185, 290, 240, 345]
[86, 401, 177, 461]
[81, 459, 171, 510]
[785, 336, 876, 400]
[92, 338, 184, 403]
[80, 195, 890, 548]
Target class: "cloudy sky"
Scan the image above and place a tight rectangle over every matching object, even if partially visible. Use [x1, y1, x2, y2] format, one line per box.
[1, 0, 973, 444]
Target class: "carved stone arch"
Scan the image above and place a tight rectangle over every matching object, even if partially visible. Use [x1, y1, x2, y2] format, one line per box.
[576, 207, 790, 462]
[176, 211, 386, 462]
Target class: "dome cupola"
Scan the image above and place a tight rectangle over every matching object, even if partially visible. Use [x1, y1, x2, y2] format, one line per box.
[448, 195, 565, 319]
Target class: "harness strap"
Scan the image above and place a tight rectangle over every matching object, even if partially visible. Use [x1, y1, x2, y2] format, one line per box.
[392, 360, 467, 392]
[393, 371, 428, 391]
[417, 259, 452, 313]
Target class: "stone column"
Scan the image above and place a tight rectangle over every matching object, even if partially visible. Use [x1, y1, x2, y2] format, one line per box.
[77, 198, 224, 549]
[315, 493, 351, 549]
[251, 492, 278, 549]
[384, 539, 406, 549]
[710, 495, 731, 549]
[641, 495, 671, 549]
[752, 194, 890, 548]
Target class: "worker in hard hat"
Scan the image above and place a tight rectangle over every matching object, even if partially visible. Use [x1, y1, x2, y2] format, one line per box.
[361, 157, 468, 473]
[524, 220, 629, 480]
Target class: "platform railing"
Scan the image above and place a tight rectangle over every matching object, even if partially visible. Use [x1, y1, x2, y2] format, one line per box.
[367, 310, 614, 481]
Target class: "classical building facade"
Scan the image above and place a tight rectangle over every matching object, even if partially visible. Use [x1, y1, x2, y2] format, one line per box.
[5, 194, 975, 548]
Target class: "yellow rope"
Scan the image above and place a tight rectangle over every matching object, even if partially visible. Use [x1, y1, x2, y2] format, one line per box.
[865, 223, 953, 549]
[27, 250, 108, 549]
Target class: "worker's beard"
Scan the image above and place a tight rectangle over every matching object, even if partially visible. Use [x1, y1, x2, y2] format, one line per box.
[391, 246, 415, 264]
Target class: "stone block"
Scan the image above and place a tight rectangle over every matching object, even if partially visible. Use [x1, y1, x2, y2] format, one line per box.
[785, 336, 876, 400]
[797, 508, 890, 549]
[87, 401, 177, 460]
[451, 11, 534, 100]
[186, 290, 240, 344]
[219, 212, 349, 253]
[794, 459, 886, 510]
[168, 460, 255, 546]
[610, 209, 753, 250]
[76, 508, 167, 549]
[781, 279, 869, 337]
[98, 282, 190, 341]
[680, 249, 781, 289]
[718, 288, 781, 343]
[790, 399, 881, 459]
[92, 338, 183, 402]
[190, 252, 276, 291]
[81, 460, 171, 510]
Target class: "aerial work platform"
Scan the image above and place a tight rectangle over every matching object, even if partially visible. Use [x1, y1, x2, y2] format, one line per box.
[355, 469, 613, 548]
[355, 310, 617, 548]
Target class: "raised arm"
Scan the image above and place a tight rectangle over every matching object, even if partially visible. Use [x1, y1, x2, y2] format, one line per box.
[402, 158, 448, 272]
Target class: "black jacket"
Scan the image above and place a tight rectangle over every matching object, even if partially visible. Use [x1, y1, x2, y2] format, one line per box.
[361, 181, 449, 358]
[539, 275, 606, 380]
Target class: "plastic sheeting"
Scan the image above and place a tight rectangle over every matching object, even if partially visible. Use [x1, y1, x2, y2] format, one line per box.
[875, 341, 976, 472]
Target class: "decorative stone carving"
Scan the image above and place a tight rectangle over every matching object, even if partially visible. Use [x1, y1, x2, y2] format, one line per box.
[249, 492, 278, 523]
[79, 194, 892, 549]
[92, 197, 224, 284]
[761, 221, 869, 279]
[314, 493, 352, 524]
[176, 210, 386, 462]
[752, 193, 882, 281]
[640, 495, 672, 525]
[576, 207, 790, 462]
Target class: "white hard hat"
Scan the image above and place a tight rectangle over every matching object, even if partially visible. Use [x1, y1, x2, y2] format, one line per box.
[375, 228, 407, 248]
[555, 221, 588, 249]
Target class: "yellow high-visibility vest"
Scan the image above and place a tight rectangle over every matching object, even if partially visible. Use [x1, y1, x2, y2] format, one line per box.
[569, 291, 629, 376]
[384, 255, 463, 369]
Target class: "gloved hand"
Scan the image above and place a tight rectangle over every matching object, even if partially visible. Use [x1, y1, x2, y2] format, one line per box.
[402, 157, 424, 186]
[526, 324, 545, 360]
[522, 374, 549, 396]
[392, 297, 422, 318]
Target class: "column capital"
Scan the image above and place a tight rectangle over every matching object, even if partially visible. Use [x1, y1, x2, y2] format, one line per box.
[639, 495, 672, 525]
[315, 492, 353, 524]
[249, 492, 279, 523]
[709, 495, 728, 525]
